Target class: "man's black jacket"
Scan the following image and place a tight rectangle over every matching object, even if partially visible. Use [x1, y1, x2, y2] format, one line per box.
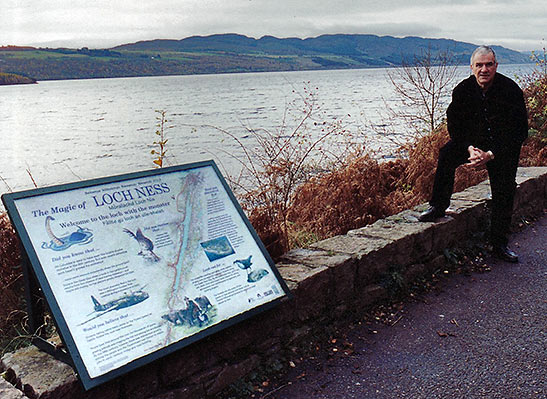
[446, 72, 528, 159]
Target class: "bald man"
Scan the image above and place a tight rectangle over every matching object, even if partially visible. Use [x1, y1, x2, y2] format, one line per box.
[419, 45, 528, 263]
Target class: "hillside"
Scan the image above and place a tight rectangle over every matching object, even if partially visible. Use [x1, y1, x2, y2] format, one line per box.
[0, 34, 531, 81]
[114, 34, 529, 65]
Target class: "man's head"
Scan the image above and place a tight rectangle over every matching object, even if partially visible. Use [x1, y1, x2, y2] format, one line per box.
[470, 46, 498, 90]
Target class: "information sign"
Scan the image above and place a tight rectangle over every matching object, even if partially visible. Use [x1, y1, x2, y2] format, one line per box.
[2, 161, 290, 390]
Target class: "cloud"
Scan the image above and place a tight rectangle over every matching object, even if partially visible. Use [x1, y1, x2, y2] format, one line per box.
[0, 0, 544, 51]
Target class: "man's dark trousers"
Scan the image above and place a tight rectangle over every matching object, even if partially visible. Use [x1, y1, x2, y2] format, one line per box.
[429, 140, 520, 246]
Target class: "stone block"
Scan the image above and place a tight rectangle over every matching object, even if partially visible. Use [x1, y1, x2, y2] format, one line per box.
[280, 248, 356, 304]
[1, 346, 83, 399]
[403, 263, 426, 283]
[208, 315, 280, 362]
[158, 341, 217, 387]
[284, 325, 312, 345]
[349, 214, 435, 264]
[149, 385, 204, 399]
[329, 258, 357, 304]
[424, 254, 447, 274]
[429, 216, 460, 252]
[513, 170, 547, 220]
[355, 284, 388, 310]
[0, 378, 26, 399]
[454, 180, 491, 202]
[205, 355, 260, 396]
[449, 199, 488, 234]
[120, 361, 159, 399]
[187, 365, 223, 388]
[277, 263, 331, 321]
[310, 234, 390, 259]
[280, 247, 352, 268]
[310, 235, 391, 288]
[259, 296, 296, 327]
[83, 380, 120, 399]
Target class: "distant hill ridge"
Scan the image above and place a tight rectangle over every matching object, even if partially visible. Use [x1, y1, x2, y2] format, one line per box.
[113, 33, 529, 65]
[0, 34, 531, 81]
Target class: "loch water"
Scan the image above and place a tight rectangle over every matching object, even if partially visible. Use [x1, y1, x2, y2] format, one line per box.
[0, 64, 532, 198]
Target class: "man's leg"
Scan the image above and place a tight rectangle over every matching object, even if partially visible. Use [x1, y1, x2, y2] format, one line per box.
[487, 152, 520, 261]
[420, 140, 468, 221]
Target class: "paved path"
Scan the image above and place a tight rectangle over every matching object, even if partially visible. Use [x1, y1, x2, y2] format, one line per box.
[262, 215, 546, 399]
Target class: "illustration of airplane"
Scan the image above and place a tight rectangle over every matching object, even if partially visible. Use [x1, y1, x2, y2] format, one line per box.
[78, 287, 149, 326]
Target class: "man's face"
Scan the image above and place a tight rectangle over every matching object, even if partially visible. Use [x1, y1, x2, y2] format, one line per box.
[471, 52, 498, 89]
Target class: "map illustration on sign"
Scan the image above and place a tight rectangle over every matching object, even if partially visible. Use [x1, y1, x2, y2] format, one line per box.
[2, 161, 289, 390]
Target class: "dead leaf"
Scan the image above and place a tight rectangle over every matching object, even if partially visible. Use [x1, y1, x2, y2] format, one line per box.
[437, 330, 457, 337]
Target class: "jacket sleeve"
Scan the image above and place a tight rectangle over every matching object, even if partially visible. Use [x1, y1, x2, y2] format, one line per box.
[446, 84, 474, 149]
[489, 83, 529, 159]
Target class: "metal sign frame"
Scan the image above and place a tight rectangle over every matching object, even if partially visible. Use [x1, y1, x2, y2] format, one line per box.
[2, 160, 291, 390]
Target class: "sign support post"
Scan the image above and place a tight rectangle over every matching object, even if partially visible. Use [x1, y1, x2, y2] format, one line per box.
[21, 250, 74, 366]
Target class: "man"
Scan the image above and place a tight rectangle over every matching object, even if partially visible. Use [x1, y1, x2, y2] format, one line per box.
[419, 45, 528, 262]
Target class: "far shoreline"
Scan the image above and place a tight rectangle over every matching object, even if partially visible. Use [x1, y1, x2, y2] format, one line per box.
[0, 73, 37, 86]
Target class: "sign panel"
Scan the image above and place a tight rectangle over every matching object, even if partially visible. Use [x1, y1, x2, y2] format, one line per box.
[2, 161, 290, 390]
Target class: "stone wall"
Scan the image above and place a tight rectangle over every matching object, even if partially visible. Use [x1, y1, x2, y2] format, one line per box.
[1, 167, 546, 399]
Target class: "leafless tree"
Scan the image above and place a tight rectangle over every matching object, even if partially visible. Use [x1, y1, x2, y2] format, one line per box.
[386, 49, 458, 136]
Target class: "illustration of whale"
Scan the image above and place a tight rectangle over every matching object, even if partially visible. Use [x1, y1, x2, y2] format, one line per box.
[41, 216, 93, 251]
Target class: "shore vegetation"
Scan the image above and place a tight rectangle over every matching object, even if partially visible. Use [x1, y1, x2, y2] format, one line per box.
[0, 72, 36, 85]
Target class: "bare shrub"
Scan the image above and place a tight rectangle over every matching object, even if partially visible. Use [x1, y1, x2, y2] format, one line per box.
[385, 49, 458, 135]
[288, 155, 407, 239]
[520, 45, 547, 167]
[219, 83, 362, 256]
[0, 212, 25, 354]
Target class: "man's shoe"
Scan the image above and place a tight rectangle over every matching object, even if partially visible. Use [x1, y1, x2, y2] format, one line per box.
[418, 206, 445, 222]
[492, 245, 519, 263]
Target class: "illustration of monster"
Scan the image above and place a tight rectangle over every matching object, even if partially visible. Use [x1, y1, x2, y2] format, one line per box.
[123, 227, 160, 262]
[41, 216, 93, 251]
[233, 255, 269, 283]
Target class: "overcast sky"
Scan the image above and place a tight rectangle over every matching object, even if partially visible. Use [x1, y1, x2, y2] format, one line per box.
[2, 0, 545, 52]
